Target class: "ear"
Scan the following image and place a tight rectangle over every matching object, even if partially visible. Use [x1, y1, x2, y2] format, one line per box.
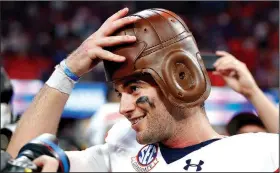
[162, 50, 207, 103]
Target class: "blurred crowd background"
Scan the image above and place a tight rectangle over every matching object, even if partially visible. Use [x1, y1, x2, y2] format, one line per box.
[1, 1, 279, 150]
[2, 1, 279, 87]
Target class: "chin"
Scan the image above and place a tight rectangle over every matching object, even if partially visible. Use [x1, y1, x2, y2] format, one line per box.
[136, 133, 145, 144]
[136, 133, 151, 144]
[136, 132, 158, 145]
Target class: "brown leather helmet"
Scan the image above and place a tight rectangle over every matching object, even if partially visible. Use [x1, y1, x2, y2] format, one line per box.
[103, 8, 211, 108]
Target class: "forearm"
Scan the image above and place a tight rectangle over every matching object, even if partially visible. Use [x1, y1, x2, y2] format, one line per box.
[247, 87, 279, 133]
[7, 85, 69, 158]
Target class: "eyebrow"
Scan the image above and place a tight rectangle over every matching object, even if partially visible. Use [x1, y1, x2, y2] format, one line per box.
[114, 79, 143, 93]
[123, 79, 142, 88]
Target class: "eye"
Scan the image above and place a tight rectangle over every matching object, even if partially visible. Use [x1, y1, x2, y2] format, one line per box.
[116, 92, 122, 98]
[130, 85, 139, 93]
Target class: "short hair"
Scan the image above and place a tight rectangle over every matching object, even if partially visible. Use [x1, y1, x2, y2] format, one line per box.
[226, 112, 265, 135]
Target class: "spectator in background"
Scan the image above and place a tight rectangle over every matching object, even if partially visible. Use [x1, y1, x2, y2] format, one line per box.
[1, 1, 278, 87]
[214, 51, 279, 134]
[226, 112, 266, 135]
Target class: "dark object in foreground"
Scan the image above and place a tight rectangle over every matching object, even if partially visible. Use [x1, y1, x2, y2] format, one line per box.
[1, 133, 70, 172]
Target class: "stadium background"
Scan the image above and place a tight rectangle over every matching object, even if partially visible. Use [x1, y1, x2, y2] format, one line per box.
[1, 1, 279, 150]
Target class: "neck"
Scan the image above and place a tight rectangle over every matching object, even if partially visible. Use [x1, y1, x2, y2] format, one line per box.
[161, 107, 223, 148]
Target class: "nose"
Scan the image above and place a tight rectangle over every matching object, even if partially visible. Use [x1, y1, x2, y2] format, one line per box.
[119, 93, 136, 117]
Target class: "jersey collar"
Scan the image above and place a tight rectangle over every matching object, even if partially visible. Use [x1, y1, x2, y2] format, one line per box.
[159, 138, 221, 164]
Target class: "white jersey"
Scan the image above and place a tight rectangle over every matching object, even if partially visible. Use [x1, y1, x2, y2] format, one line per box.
[66, 119, 279, 172]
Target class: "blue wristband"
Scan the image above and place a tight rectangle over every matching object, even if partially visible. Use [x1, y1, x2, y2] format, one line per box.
[60, 60, 80, 82]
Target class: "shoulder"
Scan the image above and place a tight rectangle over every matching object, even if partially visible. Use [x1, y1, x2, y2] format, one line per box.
[199, 133, 279, 171]
[206, 132, 278, 150]
[224, 132, 278, 144]
[214, 132, 279, 155]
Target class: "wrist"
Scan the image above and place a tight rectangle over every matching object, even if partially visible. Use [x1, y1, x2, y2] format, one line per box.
[60, 60, 80, 82]
[244, 86, 261, 100]
[46, 65, 77, 94]
[65, 56, 89, 77]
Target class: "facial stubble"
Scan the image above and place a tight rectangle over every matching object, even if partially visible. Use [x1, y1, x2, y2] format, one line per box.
[135, 96, 171, 144]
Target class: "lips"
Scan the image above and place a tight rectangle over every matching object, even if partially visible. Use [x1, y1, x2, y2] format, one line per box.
[131, 116, 145, 125]
[130, 114, 146, 126]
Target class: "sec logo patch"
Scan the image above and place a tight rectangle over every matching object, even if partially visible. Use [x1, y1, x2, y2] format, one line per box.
[131, 144, 159, 172]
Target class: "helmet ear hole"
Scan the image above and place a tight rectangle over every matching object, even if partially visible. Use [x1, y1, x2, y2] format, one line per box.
[179, 72, 185, 80]
[162, 50, 207, 105]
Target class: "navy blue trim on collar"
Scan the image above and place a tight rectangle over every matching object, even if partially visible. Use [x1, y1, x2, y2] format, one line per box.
[159, 138, 221, 164]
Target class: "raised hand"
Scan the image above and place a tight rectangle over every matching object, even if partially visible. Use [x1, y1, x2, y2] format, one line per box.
[66, 8, 139, 77]
[213, 50, 258, 97]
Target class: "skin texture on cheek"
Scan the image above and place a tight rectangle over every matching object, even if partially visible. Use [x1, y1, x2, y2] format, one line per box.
[135, 95, 173, 144]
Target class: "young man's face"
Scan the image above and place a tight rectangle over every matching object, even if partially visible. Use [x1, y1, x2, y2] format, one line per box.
[114, 74, 174, 144]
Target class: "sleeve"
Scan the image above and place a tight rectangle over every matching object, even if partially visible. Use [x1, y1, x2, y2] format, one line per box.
[268, 133, 279, 172]
[257, 133, 279, 172]
[66, 144, 110, 172]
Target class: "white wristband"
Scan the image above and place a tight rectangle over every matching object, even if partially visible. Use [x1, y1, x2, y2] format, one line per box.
[46, 65, 76, 94]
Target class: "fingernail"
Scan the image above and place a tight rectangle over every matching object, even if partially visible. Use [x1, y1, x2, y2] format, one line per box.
[125, 35, 136, 40]
[120, 7, 128, 13]
[131, 16, 139, 20]
[119, 56, 126, 61]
